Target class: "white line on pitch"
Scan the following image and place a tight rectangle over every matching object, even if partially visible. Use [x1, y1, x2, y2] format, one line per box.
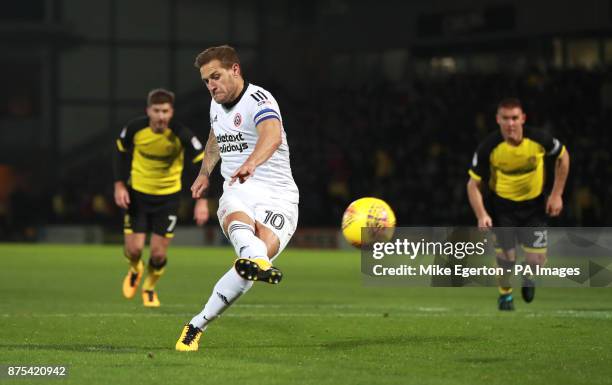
[1, 310, 610, 319]
[161, 303, 451, 312]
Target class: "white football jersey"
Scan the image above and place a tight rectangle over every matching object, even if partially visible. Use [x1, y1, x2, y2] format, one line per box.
[210, 82, 299, 203]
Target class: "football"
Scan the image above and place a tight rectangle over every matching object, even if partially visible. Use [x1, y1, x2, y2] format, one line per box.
[341, 197, 396, 247]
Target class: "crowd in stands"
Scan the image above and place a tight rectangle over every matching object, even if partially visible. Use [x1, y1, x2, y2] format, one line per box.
[1, 67, 610, 239]
[283, 67, 611, 227]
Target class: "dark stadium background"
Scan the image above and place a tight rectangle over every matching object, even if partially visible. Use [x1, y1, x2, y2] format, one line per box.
[1, 0, 610, 243]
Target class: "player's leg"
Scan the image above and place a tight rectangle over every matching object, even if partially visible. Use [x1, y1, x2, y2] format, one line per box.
[122, 233, 146, 298]
[250, 202, 298, 275]
[224, 211, 278, 277]
[141, 234, 171, 307]
[256, 221, 280, 259]
[232, 212, 284, 283]
[490, 197, 520, 310]
[177, 214, 285, 351]
[121, 202, 147, 299]
[177, 263, 254, 351]
[176, 190, 259, 352]
[176, 195, 297, 351]
[183, 211, 271, 326]
[519, 226, 548, 303]
[143, 196, 178, 307]
[493, 225, 518, 311]
[496, 248, 517, 311]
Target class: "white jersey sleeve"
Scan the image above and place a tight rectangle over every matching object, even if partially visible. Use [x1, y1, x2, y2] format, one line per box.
[250, 89, 282, 126]
[210, 83, 299, 203]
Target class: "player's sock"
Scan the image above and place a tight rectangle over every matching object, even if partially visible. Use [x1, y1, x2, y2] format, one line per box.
[189, 267, 253, 329]
[124, 251, 142, 273]
[227, 221, 270, 262]
[496, 257, 515, 295]
[142, 258, 167, 291]
[521, 262, 537, 278]
[498, 286, 513, 295]
[521, 262, 536, 303]
[227, 221, 283, 283]
[122, 254, 144, 299]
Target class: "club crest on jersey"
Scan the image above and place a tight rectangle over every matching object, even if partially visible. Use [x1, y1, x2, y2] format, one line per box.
[233, 113, 242, 127]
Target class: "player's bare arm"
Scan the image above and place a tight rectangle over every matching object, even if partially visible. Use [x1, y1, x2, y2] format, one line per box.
[114, 181, 130, 209]
[467, 178, 492, 230]
[546, 149, 570, 217]
[230, 118, 282, 185]
[191, 129, 220, 198]
[199, 128, 221, 177]
[193, 198, 210, 226]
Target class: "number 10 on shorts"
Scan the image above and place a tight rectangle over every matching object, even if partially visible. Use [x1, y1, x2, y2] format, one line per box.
[263, 210, 285, 230]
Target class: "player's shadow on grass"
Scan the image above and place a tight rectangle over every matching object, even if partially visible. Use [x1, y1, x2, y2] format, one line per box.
[0, 343, 169, 353]
[4, 336, 482, 353]
[456, 357, 508, 364]
[210, 335, 480, 350]
[320, 335, 479, 350]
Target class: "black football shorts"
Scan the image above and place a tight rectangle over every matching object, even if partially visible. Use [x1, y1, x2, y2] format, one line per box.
[490, 194, 548, 253]
[124, 188, 180, 238]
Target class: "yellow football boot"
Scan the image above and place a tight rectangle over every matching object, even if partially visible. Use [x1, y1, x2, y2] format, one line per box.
[175, 324, 202, 352]
[234, 257, 283, 284]
[142, 290, 161, 307]
[122, 260, 144, 299]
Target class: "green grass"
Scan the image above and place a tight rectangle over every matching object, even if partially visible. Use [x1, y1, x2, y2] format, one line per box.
[0, 243, 611, 385]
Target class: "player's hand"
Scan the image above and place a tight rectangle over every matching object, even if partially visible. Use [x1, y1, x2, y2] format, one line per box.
[230, 160, 256, 185]
[191, 174, 209, 199]
[477, 214, 492, 231]
[193, 198, 209, 226]
[114, 181, 130, 209]
[546, 194, 563, 217]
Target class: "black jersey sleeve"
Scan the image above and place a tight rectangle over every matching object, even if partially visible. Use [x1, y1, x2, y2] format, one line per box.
[469, 146, 489, 181]
[175, 122, 205, 165]
[112, 117, 143, 182]
[468, 131, 502, 182]
[527, 128, 565, 158]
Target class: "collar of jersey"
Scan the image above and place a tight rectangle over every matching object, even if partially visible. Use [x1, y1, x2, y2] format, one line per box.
[222, 81, 249, 110]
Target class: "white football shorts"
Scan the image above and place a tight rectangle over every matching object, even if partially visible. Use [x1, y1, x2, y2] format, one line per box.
[217, 180, 299, 259]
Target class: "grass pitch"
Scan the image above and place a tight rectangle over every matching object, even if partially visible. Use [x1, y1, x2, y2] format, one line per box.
[0, 243, 611, 385]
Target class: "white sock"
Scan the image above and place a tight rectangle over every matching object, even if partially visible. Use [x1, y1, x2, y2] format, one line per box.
[227, 221, 269, 262]
[189, 267, 253, 329]
[188, 221, 270, 330]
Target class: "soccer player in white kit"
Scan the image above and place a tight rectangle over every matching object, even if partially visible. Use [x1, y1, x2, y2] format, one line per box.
[176, 45, 299, 351]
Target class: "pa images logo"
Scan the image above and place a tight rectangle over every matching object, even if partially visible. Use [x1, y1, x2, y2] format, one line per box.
[233, 113, 242, 127]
